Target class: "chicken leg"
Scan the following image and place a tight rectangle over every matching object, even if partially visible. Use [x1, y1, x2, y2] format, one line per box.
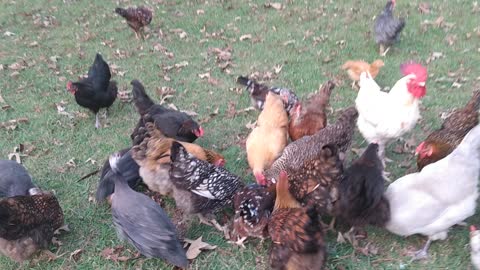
[95, 113, 101, 129]
[410, 239, 432, 262]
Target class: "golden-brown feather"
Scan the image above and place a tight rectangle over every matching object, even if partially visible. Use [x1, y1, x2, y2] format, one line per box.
[247, 92, 289, 183]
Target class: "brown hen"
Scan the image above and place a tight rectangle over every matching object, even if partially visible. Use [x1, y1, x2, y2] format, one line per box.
[287, 144, 343, 216]
[115, 6, 152, 39]
[288, 81, 335, 141]
[268, 171, 326, 270]
[131, 122, 225, 196]
[416, 90, 480, 171]
[0, 191, 64, 262]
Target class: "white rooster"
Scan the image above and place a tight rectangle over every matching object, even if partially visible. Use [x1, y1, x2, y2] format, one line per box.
[355, 62, 428, 167]
[385, 124, 480, 260]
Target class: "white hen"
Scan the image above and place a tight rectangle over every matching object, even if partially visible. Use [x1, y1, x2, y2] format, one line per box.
[385, 124, 480, 260]
[355, 62, 427, 163]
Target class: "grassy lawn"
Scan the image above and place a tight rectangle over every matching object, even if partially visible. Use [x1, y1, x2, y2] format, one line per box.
[1, 0, 479, 269]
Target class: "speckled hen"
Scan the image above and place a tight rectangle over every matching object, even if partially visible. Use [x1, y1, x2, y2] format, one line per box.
[169, 142, 243, 231]
[231, 184, 276, 247]
[0, 191, 64, 262]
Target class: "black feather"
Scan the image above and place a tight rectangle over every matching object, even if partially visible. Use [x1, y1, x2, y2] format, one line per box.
[338, 143, 390, 226]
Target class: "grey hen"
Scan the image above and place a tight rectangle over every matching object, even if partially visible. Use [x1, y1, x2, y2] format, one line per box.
[374, 0, 406, 56]
[109, 152, 188, 268]
[169, 141, 243, 230]
[96, 148, 141, 204]
[0, 160, 37, 198]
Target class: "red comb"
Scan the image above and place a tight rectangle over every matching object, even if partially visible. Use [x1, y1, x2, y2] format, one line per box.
[415, 142, 425, 154]
[400, 61, 428, 82]
[471, 225, 477, 232]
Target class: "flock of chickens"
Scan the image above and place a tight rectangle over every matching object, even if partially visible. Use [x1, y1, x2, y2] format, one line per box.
[2, 0, 480, 269]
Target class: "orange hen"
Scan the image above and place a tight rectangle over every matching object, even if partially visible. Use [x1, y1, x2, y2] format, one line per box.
[246, 92, 289, 185]
[341, 59, 384, 88]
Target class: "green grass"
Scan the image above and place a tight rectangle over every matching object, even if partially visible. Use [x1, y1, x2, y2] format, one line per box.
[1, 0, 479, 269]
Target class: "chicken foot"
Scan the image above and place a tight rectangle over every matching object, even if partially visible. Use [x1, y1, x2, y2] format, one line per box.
[198, 214, 230, 238]
[228, 236, 248, 249]
[410, 239, 432, 262]
[379, 44, 391, 57]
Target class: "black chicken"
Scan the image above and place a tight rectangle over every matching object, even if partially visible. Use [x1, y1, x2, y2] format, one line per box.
[67, 53, 118, 128]
[169, 142, 243, 231]
[109, 151, 188, 268]
[96, 148, 141, 204]
[0, 190, 64, 262]
[115, 6, 153, 39]
[337, 143, 390, 228]
[130, 80, 203, 144]
[0, 160, 37, 198]
[374, 0, 406, 56]
[237, 76, 299, 113]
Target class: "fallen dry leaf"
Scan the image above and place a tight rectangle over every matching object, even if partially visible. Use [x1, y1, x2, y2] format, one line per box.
[418, 2, 431, 14]
[239, 34, 252, 41]
[70, 249, 83, 262]
[184, 236, 217, 260]
[0, 117, 29, 130]
[264, 2, 283, 10]
[226, 101, 236, 118]
[100, 245, 137, 262]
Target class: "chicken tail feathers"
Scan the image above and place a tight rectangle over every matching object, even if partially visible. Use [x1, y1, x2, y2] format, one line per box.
[131, 79, 155, 116]
[0, 203, 11, 230]
[115, 7, 129, 18]
[236, 76, 253, 87]
[317, 80, 335, 107]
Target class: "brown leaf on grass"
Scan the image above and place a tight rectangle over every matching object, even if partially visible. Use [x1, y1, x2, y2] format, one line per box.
[264, 2, 283, 10]
[239, 34, 252, 41]
[101, 246, 138, 262]
[8, 61, 27, 71]
[226, 101, 236, 118]
[209, 46, 232, 62]
[196, 9, 205, 15]
[0, 117, 29, 130]
[418, 2, 431, 14]
[174, 61, 189, 69]
[0, 93, 5, 103]
[170, 28, 187, 39]
[70, 249, 83, 262]
[2, 104, 12, 110]
[207, 76, 220, 86]
[273, 64, 283, 74]
[118, 90, 132, 103]
[66, 158, 76, 168]
[283, 39, 295, 46]
[184, 236, 217, 260]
